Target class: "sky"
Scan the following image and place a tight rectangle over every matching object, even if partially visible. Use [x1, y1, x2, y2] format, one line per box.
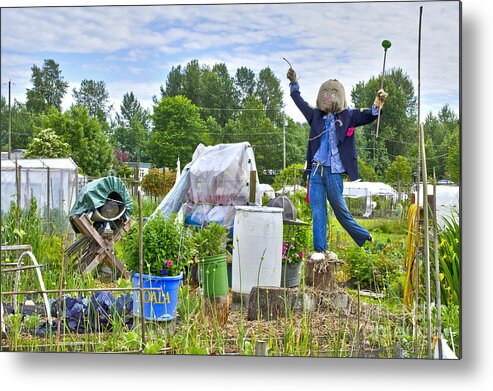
[1, 0, 460, 124]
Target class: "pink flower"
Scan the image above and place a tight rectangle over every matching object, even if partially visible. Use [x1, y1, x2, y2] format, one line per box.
[298, 252, 303, 258]
[166, 260, 173, 267]
[290, 244, 295, 249]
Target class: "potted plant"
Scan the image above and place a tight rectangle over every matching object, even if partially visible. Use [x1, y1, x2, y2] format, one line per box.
[124, 212, 193, 321]
[281, 225, 310, 288]
[192, 222, 229, 298]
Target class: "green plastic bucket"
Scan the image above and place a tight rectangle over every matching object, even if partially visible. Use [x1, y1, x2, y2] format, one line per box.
[199, 254, 229, 297]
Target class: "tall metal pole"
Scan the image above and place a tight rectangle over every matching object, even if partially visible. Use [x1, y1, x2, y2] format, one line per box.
[8, 79, 12, 160]
[375, 41, 391, 138]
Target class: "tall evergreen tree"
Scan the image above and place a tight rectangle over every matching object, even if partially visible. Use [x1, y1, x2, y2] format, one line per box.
[255, 67, 284, 128]
[235, 66, 256, 105]
[72, 79, 112, 123]
[26, 59, 69, 113]
[111, 91, 150, 161]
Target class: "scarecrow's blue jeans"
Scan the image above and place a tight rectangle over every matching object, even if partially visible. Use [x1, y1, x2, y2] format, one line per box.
[309, 164, 371, 251]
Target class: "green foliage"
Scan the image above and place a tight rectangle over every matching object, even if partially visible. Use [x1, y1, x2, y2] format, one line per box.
[432, 212, 460, 306]
[446, 129, 460, 183]
[282, 225, 310, 264]
[285, 119, 309, 167]
[290, 190, 312, 224]
[39, 105, 113, 176]
[255, 66, 284, 127]
[131, 196, 158, 218]
[0, 97, 36, 150]
[120, 331, 142, 351]
[358, 158, 378, 181]
[272, 163, 305, 190]
[1, 199, 65, 291]
[111, 91, 150, 161]
[24, 128, 71, 158]
[72, 79, 112, 124]
[192, 222, 229, 258]
[115, 163, 134, 178]
[149, 95, 206, 168]
[236, 95, 281, 183]
[124, 213, 193, 276]
[384, 155, 412, 189]
[431, 302, 460, 356]
[26, 59, 68, 113]
[342, 240, 402, 291]
[176, 285, 198, 322]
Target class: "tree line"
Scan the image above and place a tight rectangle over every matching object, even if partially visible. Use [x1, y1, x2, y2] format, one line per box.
[0, 58, 459, 185]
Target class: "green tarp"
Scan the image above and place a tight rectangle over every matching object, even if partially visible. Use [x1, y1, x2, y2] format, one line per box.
[70, 176, 133, 232]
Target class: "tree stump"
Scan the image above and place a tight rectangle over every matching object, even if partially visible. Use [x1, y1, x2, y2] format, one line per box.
[248, 286, 289, 321]
[247, 286, 320, 321]
[203, 295, 230, 327]
[305, 253, 341, 290]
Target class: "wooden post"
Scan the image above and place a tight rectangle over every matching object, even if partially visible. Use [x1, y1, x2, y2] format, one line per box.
[255, 339, 267, 356]
[203, 295, 230, 327]
[249, 170, 257, 204]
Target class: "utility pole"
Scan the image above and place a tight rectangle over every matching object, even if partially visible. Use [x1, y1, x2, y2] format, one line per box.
[8, 79, 12, 160]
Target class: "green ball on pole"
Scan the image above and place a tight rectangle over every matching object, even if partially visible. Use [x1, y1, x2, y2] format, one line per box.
[382, 39, 392, 50]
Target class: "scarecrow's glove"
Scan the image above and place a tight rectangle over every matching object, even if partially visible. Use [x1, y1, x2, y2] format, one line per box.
[373, 89, 388, 110]
[287, 68, 298, 84]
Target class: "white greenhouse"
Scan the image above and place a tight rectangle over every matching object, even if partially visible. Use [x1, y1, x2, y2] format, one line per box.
[1, 158, 79, 227]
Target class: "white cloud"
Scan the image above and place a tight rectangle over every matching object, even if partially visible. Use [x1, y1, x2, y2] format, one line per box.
[1, 1, 459, 124]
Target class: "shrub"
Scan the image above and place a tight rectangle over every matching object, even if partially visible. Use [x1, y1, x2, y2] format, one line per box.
[124, 213, 193, 276]
[192, 222, 229, 259]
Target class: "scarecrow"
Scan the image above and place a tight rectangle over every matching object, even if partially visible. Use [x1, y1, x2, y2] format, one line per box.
[286, 67, 388, 261]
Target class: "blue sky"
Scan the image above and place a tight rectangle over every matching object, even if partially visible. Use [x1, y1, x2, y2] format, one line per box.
[1, 1, 460, 123]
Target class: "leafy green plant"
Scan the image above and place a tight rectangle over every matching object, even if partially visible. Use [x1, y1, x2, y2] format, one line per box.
[124, 212, 193, 276]
[342, 241, 402, 291]
[282, 225, 310, 264]
[192, 222, 229, 259]
[432, 212, 460, 306]
[121, 331, 142, 351]
[144, 340, 165, 354]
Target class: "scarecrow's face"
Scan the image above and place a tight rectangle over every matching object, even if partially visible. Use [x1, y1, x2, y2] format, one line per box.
[316, 79, 347, 114]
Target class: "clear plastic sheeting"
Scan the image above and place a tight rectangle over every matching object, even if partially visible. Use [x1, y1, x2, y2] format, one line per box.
[153, 142, 261, 230]
[188, 143, 259, 205]
[0, 158, 78, 229]
[413, 184, 460, 227]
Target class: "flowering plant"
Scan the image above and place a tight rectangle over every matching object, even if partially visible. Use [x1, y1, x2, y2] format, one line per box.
[124, 212, 193, 276]
[282, 226, 311, 265]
